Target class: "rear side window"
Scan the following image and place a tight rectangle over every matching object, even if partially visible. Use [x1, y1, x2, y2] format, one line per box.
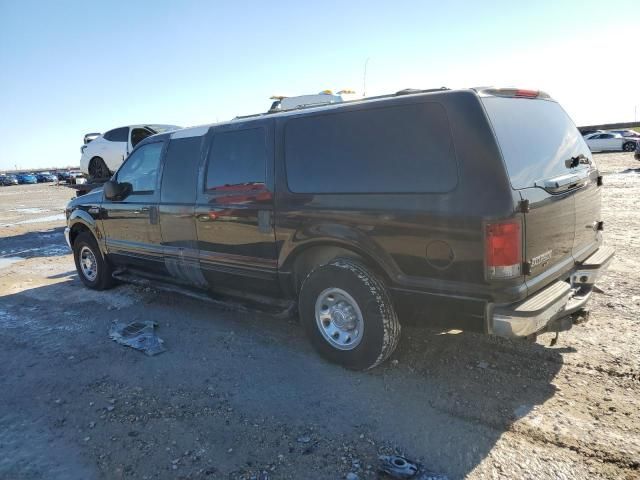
[103, 127, 129, 142]
[206, 128, 266, 191]
[284, 103, 457, 193]
[161, 136, 203, 203]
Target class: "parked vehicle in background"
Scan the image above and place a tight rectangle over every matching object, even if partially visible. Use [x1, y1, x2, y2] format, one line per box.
[36, 172, 57, 182]
[80, 124, 181, 180]
[55, 171, 71, 182]
[16, 173, 38, 184]
[0, 174, 19, 186]
[607, 129, 640, 139]
[65, 86, 613, 370]
[67, 170, 85, 185]
[584, 132, 637, 152]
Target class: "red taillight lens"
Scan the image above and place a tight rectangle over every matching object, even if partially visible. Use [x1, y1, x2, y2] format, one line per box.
[486, 221, 522, 279]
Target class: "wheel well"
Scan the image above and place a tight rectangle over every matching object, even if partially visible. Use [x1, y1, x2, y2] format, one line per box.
[69, 223, 92, 247]
[291, 244, 389, 293]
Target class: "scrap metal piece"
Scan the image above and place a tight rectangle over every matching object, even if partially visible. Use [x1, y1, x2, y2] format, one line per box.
[109, 320, 166, 356]
[378, 455, 448, 480]
[379, 455, 419, 479]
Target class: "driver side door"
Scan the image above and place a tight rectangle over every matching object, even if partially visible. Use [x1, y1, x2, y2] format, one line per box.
[101, 140, 166, 271]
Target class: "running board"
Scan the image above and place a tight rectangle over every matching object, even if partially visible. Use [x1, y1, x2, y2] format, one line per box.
[112, 270, 297, 319]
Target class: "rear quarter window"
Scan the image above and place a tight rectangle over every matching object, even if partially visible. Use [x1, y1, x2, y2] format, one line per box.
[284, 102, 457, 193]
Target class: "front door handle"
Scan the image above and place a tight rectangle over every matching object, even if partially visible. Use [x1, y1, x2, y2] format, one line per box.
[133, 206, 150, 214]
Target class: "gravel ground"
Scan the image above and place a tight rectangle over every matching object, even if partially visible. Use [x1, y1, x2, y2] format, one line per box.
[0, 155, 639, 480]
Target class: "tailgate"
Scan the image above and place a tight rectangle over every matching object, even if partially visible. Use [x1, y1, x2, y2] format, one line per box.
[519, 187, 577, 292]
[481, 94, 602, 293]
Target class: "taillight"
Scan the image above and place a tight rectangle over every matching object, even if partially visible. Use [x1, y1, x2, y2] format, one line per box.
[478, 87, 551, 100]
[514, 89, 539, 98]
[485, 220, 522, 279]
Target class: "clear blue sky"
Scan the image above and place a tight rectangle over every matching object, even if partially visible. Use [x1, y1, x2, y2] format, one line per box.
[0, 0, 637, 170]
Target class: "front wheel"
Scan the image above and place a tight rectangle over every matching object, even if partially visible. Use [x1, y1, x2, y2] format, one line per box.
[298, 258, 400, 370]
[72, 232, 114, 290]
[623, 142, 636, 152]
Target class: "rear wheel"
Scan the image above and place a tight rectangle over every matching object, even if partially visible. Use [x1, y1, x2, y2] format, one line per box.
[298, 258, 400, 370]
[88, 157, 110, 181]
[623, 142, 636, 152]
[72, 232, 114, 290]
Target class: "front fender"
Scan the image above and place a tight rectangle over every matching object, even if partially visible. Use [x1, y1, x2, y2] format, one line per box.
[68, 208, 106, 254]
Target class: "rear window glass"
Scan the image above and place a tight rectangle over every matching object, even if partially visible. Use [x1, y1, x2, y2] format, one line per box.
[481, 97, 592, 189]
[103, 127, 129, 142]
[284, 102, 457, 193]
[161, 136, 202, 203]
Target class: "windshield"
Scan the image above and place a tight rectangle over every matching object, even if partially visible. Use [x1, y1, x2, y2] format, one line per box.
[482, 97, 593, 189]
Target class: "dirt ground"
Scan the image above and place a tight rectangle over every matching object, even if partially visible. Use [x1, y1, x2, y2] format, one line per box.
[0, 153, 639, 480]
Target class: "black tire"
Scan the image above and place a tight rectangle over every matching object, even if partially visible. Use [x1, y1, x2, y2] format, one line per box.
[72, 232, 114, 290]
[623, 142, 636, 152]
[88, 157, 110, 182]
[298, 258, 400, 370]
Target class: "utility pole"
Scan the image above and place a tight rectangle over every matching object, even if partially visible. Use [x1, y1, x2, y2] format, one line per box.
[363, 57, 370, 97]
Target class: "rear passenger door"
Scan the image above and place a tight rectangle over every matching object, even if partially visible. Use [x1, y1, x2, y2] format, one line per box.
[195, 121, 279, 294]
[158, 130, 207, 287]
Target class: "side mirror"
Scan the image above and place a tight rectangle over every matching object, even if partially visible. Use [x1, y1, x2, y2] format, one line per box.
[103, 180, 130, 201]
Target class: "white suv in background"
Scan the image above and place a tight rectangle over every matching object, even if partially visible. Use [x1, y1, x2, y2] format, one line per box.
[80, 124, 180, 180]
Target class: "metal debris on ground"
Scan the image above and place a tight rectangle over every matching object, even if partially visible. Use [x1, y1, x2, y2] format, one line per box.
[108, 320, 166, 356]
[378, 455, 448, 480]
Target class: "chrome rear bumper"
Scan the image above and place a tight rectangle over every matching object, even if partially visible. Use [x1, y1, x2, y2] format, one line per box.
[490, 246, 614, 338]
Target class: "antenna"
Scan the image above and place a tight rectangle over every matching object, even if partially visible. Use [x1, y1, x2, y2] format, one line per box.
[363, 57, 370, 97]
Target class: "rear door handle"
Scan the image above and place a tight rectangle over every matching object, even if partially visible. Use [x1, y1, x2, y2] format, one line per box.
[133, 206, 150, 214]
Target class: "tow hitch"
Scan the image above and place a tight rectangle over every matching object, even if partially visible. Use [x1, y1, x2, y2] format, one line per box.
[545, 315, 573, 346]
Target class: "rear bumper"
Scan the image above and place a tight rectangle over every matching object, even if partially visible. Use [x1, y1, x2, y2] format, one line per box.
[490, 246, 615, 338]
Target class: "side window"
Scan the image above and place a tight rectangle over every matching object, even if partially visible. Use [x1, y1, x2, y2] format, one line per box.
[131, 128, 154, 147]
[205, 128, 266, 191]
[103, 127, 129, 142]
[284, 102, 457, 193]
[161, 136, 203, 203]
[601, 134, 613, 139]
[116, 142, 163, 194]
[590, 135, 601, 139]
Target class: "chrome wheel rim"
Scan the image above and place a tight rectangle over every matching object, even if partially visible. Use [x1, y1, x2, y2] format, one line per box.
[314, 288, 364, 350]
[79, 245, 98, 281]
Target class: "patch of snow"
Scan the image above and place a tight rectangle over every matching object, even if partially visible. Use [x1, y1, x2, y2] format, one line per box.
[0, 257, 23, 269]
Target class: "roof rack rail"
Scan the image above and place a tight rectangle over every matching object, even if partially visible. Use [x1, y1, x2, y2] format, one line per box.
[395, 87, 449, 96]
[233, 87, 451, 121]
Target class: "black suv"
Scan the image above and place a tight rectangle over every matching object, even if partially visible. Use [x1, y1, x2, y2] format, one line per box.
[65, 87, 614, 370]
